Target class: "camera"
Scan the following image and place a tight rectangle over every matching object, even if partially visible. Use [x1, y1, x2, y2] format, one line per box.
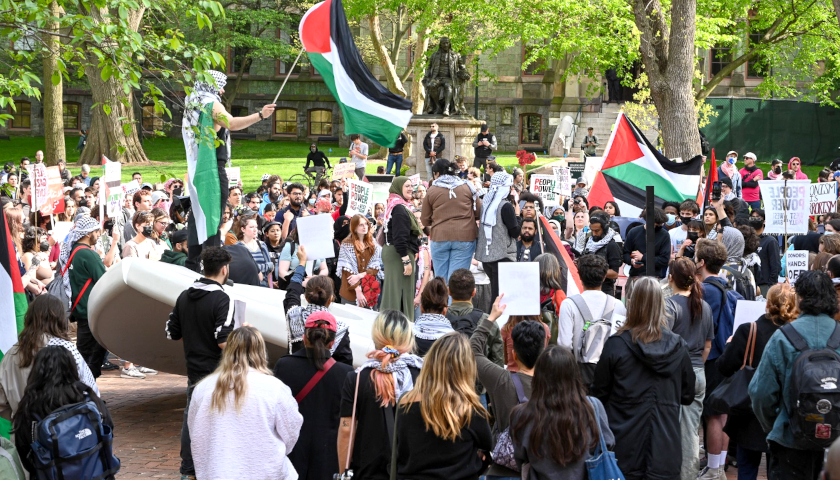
[573, 198, 581, 204]
[711, 181, 721, 201]
[333, 471, 353, 479]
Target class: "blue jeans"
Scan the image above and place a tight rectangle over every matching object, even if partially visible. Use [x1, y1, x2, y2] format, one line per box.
[387, 154, 404, 175]
[430, 240, 476, 283]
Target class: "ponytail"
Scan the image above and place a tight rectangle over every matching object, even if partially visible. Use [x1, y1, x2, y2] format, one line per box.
[670, 257, 704, 324]
[367, 347, 399, 407]
[304, 321, 336, 370]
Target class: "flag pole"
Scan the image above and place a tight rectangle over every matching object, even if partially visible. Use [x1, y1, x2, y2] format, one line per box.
[272, 49, 305, 105]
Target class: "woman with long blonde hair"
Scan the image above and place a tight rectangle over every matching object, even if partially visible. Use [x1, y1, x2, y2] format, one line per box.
[395, 332, 492, 479]
[336, 214, 382, 307]
[716, 283, 798, 480]
[188, 327, 302, 480]
[337, 310, 422, 479]
[591, 276, 695, 480]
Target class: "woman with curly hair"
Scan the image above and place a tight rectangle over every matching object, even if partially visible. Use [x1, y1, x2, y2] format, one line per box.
[716, 284, 798, 480]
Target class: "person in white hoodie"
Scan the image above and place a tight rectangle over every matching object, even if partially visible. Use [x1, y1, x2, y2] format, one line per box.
[188, 326, 303, 480]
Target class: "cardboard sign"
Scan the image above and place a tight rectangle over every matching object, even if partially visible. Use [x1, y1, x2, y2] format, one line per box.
[225, 167, 240, 189]
[346, 179, 373, 216]
[408, 174, 421, 187]
[32, 163, 48, 210]
[786, 250, 809, 284]
[103, 161, 122, 218]
[529, 174, 560, 206]
[39, 166, 65, 215]
[295, 213, 335, 260]
[759, 180, 809, 235]
[810, 181, 837, 216]
[332, 163, 356, 180]
[552, 166, 572, 197]
[498, 262, 540, 315]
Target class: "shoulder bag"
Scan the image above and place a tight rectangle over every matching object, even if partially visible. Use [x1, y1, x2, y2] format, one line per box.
[335, 370, 361, 479]
[585, 397, 625, 480]
[707, 322, 758, 415]
[294, 357, 336, 403]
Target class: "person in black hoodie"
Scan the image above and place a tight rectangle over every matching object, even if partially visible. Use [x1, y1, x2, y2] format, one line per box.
[165, 246, 237, 479]
[305, 143, 331, 183]
[591, 276, 695, 480]
[622, 207, 671, 278]
[749, 209, 782, 297]
[716, 284, 797, 480]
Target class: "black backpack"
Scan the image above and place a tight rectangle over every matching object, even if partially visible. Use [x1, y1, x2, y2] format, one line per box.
[780, 322, 840, 450]
[722, 265, 756, 301]
[446, 309, 485, 338]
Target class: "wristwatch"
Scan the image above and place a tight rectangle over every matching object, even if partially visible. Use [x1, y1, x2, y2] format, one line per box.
[257, 110, 264, 120]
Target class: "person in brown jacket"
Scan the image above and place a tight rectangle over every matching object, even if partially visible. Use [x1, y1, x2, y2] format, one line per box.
[421, 159, 482, 283]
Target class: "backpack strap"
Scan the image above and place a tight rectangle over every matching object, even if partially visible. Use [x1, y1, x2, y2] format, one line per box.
[509, 371, 529, 404]
[827, 322, 840, 350]
[569, 295, 594, 325]
[60, 244, 91, 277]
[780, 323, 810, 352]
[706, 279, 728, 327]
[295, 357, 336, 403]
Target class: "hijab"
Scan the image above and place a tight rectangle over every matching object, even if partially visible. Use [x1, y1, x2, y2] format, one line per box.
[333, 215, 351, 242]
[720, 226, 745, 263]
[384, 177, 421, 237]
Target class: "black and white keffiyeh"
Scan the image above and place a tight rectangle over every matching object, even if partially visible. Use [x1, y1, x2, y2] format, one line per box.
[182, 70, 230, 161]
[432, 174, 477, 209]
[356, 353, 424, 401]
[582, 228, 616, 254]
[336, 242, 383, 280]
[480, 172, 513, 254]
[47, 336, 100, 396]
[413, 313, 454, 341]
[58, 216, 100, 308]
[287, 304, 348, 354]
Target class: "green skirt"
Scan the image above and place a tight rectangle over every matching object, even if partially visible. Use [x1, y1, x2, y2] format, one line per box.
[381, 245, 417, 321]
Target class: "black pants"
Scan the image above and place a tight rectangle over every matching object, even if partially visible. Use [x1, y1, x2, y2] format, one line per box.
[473, 156, 489, 174]
[768, 441, 823, 480]
[186, 161, 229, 272]
[180, 382, 196, 475]
[482, 258, 511, 301]
[75, 318, 108, 378]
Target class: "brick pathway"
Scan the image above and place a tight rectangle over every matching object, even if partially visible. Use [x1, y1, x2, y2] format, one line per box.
[101, 369, 766, 479]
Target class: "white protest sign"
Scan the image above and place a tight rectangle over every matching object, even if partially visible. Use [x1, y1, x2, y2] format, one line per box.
[498, 262, 540, 315]
[102, 161, 122, 218]
[529, 174, 560, 206]
[32, 163, 48, 210]
[346, 179, 373, 216]
[408, 174, 421, 187]
[552, 166, 572, 197]
[810, 181, 837, 216]
[758, 180, 809, 235]
[225, 167, 240, 189]
[332, 163, 356, 180]
[786, 250, 809, 284]
[370, 182, 391, 210]
[295, 213, 335, 260]
[50, 221, 74, 243]
[733, 300, 767, 331]
[122, 180, 140, 197]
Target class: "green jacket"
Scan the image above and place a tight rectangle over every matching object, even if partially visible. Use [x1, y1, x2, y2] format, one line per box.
[749, 313, 840, 448]
[68, 242, 106, 320]
[160, 249, 187, 267]
[448, 301, 504, 367]
[0, 437, 25, 480]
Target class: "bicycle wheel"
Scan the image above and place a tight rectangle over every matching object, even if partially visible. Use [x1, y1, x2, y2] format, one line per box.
[287, 174, 314, 190]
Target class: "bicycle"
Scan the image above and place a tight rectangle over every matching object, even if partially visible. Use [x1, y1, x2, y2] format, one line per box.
[287, 165, 332, 190]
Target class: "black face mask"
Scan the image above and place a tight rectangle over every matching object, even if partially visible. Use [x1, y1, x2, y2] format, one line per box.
[173, 187, 182, 196]
[654, 225, 663, 232]
[773, 166, 782, 174]
[680, 216, 693, 225]
[687, 231, 699, 242]
[142, 226, 153, 237]
[749, 217, 764, 230]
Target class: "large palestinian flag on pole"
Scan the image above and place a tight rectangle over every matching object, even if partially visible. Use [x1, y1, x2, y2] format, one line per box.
[587, 113, 704, 218]
[0, 210, 27, 438]
[299, 0, 413, 148]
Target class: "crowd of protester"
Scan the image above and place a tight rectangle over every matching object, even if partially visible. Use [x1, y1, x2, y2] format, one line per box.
[4, 146, 840, 480]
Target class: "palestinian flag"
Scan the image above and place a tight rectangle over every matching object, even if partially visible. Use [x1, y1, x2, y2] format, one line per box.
[0, 210, 27, 438]
[588, 113, 704, 218]
[299, 0, 413, 148]
[538, 216, 582, 296]
[186, 103, 222, 245]
[701, 149, 719, 208]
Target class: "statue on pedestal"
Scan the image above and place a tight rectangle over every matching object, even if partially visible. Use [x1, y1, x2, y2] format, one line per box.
[422, 37, 471, 116]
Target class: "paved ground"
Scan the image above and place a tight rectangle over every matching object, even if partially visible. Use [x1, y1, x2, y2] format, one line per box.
[101, 369, 766, 479]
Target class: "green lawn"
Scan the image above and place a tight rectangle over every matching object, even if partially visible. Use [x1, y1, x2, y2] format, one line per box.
[3, 136, 555, 191]
[2, 136, 825, 192]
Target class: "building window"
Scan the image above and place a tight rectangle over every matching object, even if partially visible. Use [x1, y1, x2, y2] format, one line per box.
[710, 45, 732, 77]
[142, 105, 163, 132]
[308, 109, 332, 136]
[228, 46, 250, 74]
[746, 32, 767, 78]
[520, 114, 541, 145]
[277, 29, 304, 76]
[8, 101, 31, 129]
[522, 44, 547, 76]
[62, 103, 80, 130]
[274, 108, 297, 135]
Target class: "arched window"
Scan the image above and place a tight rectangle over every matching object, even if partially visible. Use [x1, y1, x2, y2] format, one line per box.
[274, 108, 297, 135]
[519, 114, 542, 145]
[9, 101, 31, 129]
[63, 102, 80, 130]
[308, 109, 333, 136]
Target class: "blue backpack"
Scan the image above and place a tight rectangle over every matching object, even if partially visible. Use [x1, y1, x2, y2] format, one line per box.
[28, 393, 120, 480]
[707, 279, 744, 359]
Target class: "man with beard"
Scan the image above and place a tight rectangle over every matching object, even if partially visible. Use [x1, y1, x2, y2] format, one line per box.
[516, 218, 543, 262]
[274, 182, 308, 240]
[259, 175, 283, 215]
[166, 246, 237, 480]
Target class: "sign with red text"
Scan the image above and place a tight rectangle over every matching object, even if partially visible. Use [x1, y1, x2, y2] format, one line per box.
[529, 174, 560, 206]
[37, 166, 65, 215]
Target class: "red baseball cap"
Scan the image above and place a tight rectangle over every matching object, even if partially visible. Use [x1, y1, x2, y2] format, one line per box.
[304, 311, 337, 332]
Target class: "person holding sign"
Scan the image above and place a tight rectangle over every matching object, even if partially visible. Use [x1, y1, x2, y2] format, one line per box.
[421, 159, 480, 283]
[381, 177, 423, 321]
[336, 215, 382, 307]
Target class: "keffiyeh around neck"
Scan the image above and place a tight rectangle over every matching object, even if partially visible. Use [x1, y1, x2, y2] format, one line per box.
[413, 313, 453, 340]
[357, 353, 424, 401]
[59, 216, 100, 307]
[287, 304, 348, 355]
[480, 172, 513, 254]
[432, 174, 477, 209]
[583, 228, 616, 254]
[183, 70, 229, 163]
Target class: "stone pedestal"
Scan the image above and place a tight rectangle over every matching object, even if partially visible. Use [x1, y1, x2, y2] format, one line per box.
[406, 115, 483, 178]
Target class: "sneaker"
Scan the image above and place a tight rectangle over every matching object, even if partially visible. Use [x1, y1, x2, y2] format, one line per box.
[137, 366, 158, 375]
[181, 476, 196, 480]
[120, 366, 146, 379]
[101, 361, 120, 371]
[696, 466, 723, 480]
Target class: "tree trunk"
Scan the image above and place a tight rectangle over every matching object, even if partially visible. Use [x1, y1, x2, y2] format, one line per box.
[42, 0, 65, 166]
[78, 6, 149, 165]
[409, 25, 429, 115]
[631, 0, 700, 161]
[833, 0, 840, 31]
[369, 14, 407, 97]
